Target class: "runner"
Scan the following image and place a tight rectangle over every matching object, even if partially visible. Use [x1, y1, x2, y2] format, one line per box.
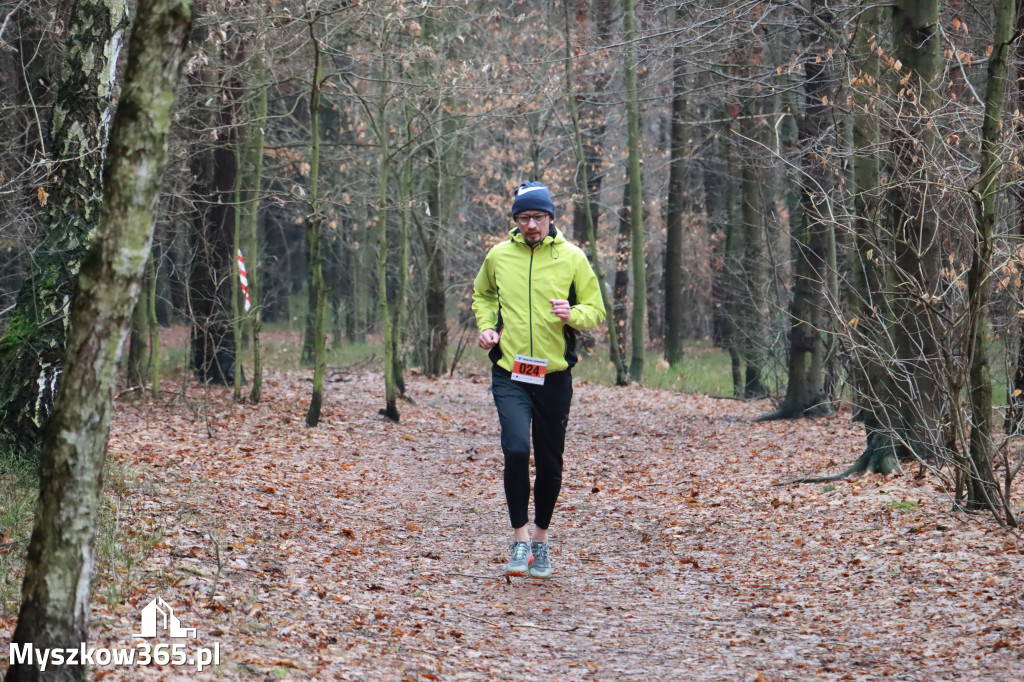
[472, 181, 606, 577]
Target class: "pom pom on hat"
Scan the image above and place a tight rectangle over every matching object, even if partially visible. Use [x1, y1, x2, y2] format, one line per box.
[510, 181, 556, 219]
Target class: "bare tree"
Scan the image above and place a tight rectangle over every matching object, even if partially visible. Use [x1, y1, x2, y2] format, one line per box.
[762, 0, 836, 419]
[305, 6, 328, 427]
[6, 0, 192, 676]
[623, 0, 647, 382]
[965, 0, 1016, 520]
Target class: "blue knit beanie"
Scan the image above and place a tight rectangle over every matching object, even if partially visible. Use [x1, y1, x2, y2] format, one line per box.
[510, 181, 556, 219]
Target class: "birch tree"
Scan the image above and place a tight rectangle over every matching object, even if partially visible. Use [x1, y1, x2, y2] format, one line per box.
[6, 0, 192, 676]
[0, 0, 129, 458]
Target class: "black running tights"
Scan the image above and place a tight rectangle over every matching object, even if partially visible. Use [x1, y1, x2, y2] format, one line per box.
[491, 366, 572, 530]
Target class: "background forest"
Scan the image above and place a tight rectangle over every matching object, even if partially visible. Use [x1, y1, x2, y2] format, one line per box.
[5, 0, 1024, 519]
[3, 0, 1024, 677]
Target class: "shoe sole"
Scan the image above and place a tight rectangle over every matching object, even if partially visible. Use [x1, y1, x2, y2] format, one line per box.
[528, 570, 552, 578]
[505, 551, 533, 577]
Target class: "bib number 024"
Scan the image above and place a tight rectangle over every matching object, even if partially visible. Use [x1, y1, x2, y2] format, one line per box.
[511, 354, 548, 385]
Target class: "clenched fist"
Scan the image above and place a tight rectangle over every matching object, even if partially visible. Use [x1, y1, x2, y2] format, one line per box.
[478, 329, 500, 349]
[549, 299, 571, 322]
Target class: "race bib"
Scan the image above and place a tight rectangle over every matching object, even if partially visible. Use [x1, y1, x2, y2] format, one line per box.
[511, 354, 548, 385]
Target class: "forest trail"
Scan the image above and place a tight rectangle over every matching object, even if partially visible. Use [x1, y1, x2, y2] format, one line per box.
[79, 370, 1024, 680]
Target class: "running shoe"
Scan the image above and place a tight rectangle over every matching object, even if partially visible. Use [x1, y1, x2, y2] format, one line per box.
[529, 540, 552, 578]
[506, 541, 533, 577]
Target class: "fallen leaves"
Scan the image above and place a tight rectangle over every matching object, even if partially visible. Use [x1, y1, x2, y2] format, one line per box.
[58, 361, 1024, 681]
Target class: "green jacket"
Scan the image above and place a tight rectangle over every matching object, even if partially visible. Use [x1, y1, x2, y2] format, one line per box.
[472, 226, 606, 373]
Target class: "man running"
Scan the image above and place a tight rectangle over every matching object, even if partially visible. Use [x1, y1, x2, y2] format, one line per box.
[472, 181, 606, 578]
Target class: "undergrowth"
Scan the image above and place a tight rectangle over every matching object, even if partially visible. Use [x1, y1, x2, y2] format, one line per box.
[0, 449, 36, 618]
[93, 461, 166, 606]
[0, 450, 165, 616]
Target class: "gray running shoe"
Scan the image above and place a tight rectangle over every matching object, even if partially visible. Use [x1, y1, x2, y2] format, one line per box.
[529, 540, 552, 578]
[506, 541, 533, 577]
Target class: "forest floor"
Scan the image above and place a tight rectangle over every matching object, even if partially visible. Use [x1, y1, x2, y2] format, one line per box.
[5, 360, 1024, 681]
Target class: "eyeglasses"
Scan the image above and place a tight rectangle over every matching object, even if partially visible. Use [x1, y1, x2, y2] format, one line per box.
[514, 213, 550, 227]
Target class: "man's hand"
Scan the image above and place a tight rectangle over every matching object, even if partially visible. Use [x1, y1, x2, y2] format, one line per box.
[550, 299, 571, 322]
[478, 329, 500, 349]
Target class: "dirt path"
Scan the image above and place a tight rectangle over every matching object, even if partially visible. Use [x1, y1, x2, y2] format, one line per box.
[74, 371, 1024, 680]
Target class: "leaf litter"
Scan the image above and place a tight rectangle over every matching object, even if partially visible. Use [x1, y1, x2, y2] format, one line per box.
[3, 369, 1023, 680]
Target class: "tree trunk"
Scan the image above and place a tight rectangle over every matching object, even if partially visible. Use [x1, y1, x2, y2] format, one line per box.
[613, 184, 632, 381]
[231, 178, 243, 402]
[126, 276, 148, 389]
[965, 0, 1015, 521]
[664, 7, 687, 366]
[623, 0, 646, 382]
[0, 0, 129, 458]
[768, 0, 835, 419]
[305, 25, 327, 427]
[147, 252, 160, 398]
[420, 95, 461, 377]
[887, 0, 943, 461]
[5, 0, 192, 676]
[375, 59, 399, 422]
[423, 234, 448, 376]
[707, 109, 730, 354]
[1005, 5, 1024, 436]
[377, 165, 398, 420]
[347, 220, 368, 344]
[738, 107, 768, 399]
[240, 72, 267, 404]
[720, 111, 745, 397]
[392, 126, 413, 398]
[569, 0, 613, 248]
[188, 61, 239, 386]
[562, 0, 623, 385]
[844, 2, 897, 475]
[302, 275, 317, 366]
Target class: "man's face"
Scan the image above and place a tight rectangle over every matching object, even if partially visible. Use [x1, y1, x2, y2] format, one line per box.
[514, 212, 551, 246]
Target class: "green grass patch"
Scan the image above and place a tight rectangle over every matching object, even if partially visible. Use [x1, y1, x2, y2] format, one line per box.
[288, 335, 737, 395]
[157, 316, 734, 394]
[243, 334, 381, 373]
[884, 500, 920, 513]
[0, 447, 171, 613]
[988, 334, 1013, 409]
[450, 343, 496, 375]
[324, 340, 380, 371]
[0, 448, 37, 617]
[155, 323, 384, 376]
[572, 340, 734, 395]
[159, 340, 185, 375]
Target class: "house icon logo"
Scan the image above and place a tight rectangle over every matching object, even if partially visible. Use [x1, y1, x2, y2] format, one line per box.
[133, 597, 197, 639]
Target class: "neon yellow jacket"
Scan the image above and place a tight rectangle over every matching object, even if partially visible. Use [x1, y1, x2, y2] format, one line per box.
[472, 227, 606, 373]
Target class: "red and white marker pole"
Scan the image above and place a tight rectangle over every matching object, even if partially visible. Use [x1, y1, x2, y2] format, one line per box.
[237, 249, 251, 312]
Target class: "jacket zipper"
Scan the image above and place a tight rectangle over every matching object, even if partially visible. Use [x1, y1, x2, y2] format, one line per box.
[528, 245, 535, 356]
